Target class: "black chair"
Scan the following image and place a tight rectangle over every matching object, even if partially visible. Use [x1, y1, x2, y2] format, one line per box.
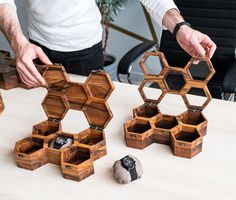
[117, 0, 236, 100]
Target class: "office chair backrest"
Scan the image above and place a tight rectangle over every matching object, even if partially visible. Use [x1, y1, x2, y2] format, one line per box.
[160, 0, 236, 82]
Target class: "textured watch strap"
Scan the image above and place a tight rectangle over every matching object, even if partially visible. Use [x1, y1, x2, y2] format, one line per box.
[129, 167, 138, 181]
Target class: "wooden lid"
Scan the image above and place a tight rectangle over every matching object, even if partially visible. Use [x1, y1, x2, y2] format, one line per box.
[84, 101, 113, 129]
[139, 52, 215, 112]
[43, 65, 69, 92]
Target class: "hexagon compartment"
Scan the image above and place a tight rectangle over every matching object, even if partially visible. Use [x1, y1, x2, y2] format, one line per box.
[14, 65, 114, 181]
[124, 52, 215, 159]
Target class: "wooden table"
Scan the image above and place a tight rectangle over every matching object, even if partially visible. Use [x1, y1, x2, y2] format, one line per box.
[0, 74, 236, 200]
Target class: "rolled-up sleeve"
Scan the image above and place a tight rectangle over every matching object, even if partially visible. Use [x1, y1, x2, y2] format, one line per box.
[140, 0, 178, 28]
[0, 0, 16, 7]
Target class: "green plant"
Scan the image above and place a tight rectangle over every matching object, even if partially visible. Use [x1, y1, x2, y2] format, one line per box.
[96, 0, 126, 53]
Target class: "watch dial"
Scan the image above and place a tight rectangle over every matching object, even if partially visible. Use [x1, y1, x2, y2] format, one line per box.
[122, 156, 135, 168]
[55, 136, 67, 145]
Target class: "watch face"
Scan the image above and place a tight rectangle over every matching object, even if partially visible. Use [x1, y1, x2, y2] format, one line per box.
[53, 136, 68, 149]
[122, 156, 135, 169]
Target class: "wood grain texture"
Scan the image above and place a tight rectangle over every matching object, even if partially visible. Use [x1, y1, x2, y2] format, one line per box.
[14, 65, 114, 181]
[124, 52, 215, 158]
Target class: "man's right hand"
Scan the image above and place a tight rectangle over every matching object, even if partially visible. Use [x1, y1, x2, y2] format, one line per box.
[15, 40, 52, 87]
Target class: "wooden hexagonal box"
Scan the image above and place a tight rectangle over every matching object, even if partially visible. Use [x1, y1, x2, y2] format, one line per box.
[124, 52, 215, 159]
[14, 65, 114, 181]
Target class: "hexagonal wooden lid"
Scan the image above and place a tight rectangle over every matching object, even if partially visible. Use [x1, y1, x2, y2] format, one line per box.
[84, 70, 114, 129]
[41, 65, 114, 129]
[139, 52, 215, 112]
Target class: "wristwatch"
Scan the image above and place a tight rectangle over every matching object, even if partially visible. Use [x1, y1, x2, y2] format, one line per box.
[53, 136, 68, 149]
[173, 21, 191, 38]
[120, 156, 138, 181]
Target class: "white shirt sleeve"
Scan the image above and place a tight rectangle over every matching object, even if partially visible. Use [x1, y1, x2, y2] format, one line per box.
[140, 0, 178, 28]
[0, 0, 16, 8]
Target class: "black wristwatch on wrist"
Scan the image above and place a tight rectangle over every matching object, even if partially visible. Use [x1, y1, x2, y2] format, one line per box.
[173, 21, 191, 38]
[120, 156, 138, 181]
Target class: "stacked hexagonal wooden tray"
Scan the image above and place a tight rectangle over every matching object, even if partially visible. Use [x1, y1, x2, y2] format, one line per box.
[0, 50, 45, 89]
[124, 52, 215, 158]
[14, 64, 114, 181]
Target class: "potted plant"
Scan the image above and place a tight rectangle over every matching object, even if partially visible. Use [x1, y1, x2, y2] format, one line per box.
[96, 0, 126, 80]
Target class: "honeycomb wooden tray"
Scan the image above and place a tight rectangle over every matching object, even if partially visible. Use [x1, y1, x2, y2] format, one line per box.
[14, 65, 114, 181]
[0, 50, 45, 89]
[124, 52, 215, 158]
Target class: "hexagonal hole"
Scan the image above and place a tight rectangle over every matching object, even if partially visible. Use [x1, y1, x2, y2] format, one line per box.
[127, 119, 151, 134]
[174, 128, 200, 142]
[178, 110, 205, 126]
[33, 120, 60, 136]
[142, 54, 164, 75]
[18, 137, 44, 154]
[42, 94, 69, 120]
[188, 60, 211, 81]
[134, 104, 159, 118]
[155, 115, 178, 130]
[43, 65, 69, 91]
[63, 146, 90, 165]
[159, 93, 187, 116]
[186, 87, 208, 107]
[164, 70, 186, 91]
[86, 72, 113, 99]
[140, 81, 163, 102]
[77, 129, 104, 146]
[61, 110, 89, 134]
[84, 101, 112, 128]
[63, 83, 88, 110]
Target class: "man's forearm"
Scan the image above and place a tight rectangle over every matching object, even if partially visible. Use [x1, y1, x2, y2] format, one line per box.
[162, 8, 183, 33]
[0, 3, 27, 53]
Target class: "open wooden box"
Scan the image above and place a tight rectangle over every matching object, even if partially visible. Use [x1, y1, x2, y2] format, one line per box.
[124, 52, 215, 158]
[0, 50, 46, 89]
[14, 65, 114, 181]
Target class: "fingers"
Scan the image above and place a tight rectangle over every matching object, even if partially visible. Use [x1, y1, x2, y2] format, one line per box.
[202, 36, 217, 58]
[36, 47, 52, 65]
[17, 63, 39, 86]
[191, 37, 206, 57]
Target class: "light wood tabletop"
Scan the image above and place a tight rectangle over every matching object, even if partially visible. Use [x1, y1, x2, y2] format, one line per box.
[0, 74, 235, 200]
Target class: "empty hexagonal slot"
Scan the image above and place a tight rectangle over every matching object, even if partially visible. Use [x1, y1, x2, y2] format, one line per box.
[77, 129, 104, 146]
[134, 104, 159, 118]
[188, 60, 212, 81]
[186, 87, 208, 107]
[61, 110, 89, 134]
[18, 137, 44, 154]
[155, 115, 178, 130]
[178, 110, 205, 126]
[164, 70, 186, 91]
[159, 93, 187, 116]
[86, 72, 113, 99]
[33, 120, 60, 136]
[127, 119, 151, 134]
[63, 83, 88, 110]
[174, 128, 200, 142]
[141, 53, 165, 75]
[140, 81, 163, 102]
[63, 146, 90, 165]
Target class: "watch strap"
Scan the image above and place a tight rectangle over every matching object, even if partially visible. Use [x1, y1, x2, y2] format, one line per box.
[129, 167, 138, 181]
[173, 21, 191, 38]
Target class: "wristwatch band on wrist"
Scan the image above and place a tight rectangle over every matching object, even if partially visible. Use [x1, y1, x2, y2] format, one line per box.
[173, 21, 191, 38]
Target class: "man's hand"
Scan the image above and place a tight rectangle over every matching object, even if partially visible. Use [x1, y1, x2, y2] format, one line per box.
[15, 40, 52, 86]
[0, 3, 52, 87]
[176, 25, 216, 58]
[163, 9, 216, 58]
